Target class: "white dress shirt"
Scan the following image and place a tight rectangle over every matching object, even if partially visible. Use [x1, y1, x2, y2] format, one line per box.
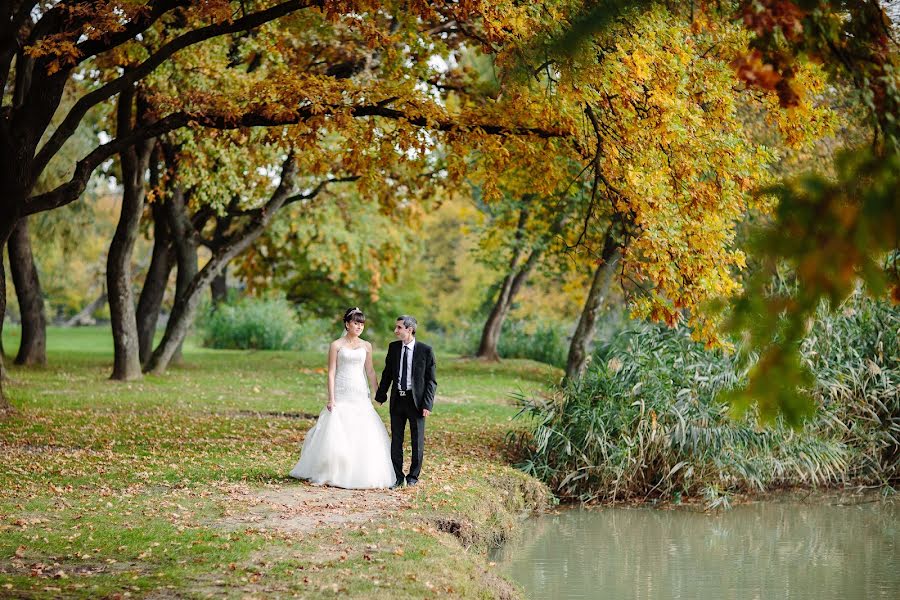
[400, 339, 415, 390]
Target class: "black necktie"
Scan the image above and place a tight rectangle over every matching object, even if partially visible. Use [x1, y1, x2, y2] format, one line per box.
[400, 345, 408, 391]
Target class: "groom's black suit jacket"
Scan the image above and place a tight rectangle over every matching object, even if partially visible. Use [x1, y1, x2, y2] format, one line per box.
[375, 340, 437, 413]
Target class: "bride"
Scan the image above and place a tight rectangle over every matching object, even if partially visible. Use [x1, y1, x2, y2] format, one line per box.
[289, 307, 396, 489]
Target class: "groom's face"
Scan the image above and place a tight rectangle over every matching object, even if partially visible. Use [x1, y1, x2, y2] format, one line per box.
[394, 320, 414, 343]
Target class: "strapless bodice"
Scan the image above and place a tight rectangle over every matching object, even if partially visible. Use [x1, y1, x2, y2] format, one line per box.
[334, 346, 369, 403]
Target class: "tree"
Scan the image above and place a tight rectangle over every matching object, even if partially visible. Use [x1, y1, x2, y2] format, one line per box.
[107, 85, 155, 380]
[236, 184, 415, 321]
[727, 0, 900, 421]
[473, 192, 575, 361]
[523, 1, 899, 419]
[4, 69, 103, 366]
[0, 1, 330, 396]
[2, 1, 578, 395]
[470, 4, 828, 345]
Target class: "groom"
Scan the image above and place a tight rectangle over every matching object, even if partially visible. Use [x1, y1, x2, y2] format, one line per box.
[375, 315, 437, 488]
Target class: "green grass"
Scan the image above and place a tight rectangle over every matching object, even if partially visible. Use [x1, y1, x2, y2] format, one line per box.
[0, 326, 555, 598]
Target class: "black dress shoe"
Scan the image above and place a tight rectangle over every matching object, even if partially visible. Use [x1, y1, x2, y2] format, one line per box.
[405, 478, 418, 487]
[390, 479, 404, 489]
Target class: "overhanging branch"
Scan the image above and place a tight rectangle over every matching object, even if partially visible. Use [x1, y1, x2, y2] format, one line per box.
[25, 99, 574, 216]
[31, 0, 323, 184]
[74, 0, 187, 62]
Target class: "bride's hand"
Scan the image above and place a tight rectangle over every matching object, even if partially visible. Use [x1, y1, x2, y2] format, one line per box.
[326, 400, 334, 412]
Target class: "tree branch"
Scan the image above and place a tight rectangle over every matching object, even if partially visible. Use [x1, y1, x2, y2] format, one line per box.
[74, 0, 187, 62]
[0, 1, 36, 96]
[282, 175, 360, 207]
[31, 0, 324, 184]
[220, 151, 298, 246]
[231, 175, 359, 222]
[26, 98, 574, 216]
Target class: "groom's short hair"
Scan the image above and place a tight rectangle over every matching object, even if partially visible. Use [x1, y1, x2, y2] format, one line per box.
[397, 315, 417, 334]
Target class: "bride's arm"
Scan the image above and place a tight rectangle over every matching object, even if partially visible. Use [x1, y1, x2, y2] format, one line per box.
[326, 341, 338, 411]
[364, 342, 378, 398]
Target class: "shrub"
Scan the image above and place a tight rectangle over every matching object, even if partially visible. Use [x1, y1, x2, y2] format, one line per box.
[512, 322, 849, 504]
[200, 296, 304, 350]
[497, 320, 568, 368]
[429, 324, 480, 356]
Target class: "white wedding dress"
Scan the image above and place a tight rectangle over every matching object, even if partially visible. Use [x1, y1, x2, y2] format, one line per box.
[289, 346, 396, 489]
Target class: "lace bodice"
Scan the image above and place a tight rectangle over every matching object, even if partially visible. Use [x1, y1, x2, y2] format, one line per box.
[334, 346, 370, 403]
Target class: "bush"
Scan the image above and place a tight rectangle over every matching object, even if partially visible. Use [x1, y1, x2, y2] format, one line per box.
[497, 320, 568, 368]
[512, 322, 849, 504]
[428, 323, 480, 356]
[200, 296, 306, 350]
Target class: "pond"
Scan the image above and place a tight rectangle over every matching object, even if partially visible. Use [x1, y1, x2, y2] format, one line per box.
[491, 493, 899, 599]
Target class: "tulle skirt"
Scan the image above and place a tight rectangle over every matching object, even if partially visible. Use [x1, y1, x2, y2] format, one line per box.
[289, 401, 396, 489]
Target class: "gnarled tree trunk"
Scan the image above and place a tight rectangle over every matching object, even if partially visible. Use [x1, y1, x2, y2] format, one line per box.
[8, 216, 47, 365]
[107, 87, 154, 381]
[564, 236, 621, 383]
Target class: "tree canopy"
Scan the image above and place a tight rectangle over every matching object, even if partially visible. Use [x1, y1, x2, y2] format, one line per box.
[2, 0, 897, 420]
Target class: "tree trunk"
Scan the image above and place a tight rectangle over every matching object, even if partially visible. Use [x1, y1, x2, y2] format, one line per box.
[145, 154, 299, 374]
[166, 185, 198, 364]
[475, 201, 572, 361]
[477, 209, 529, 361]
[477, 274, 515, 361]
[208, 213, 231, 307]
[8, 217, 47, 365]
[0, 257, 10, 410]
[136, 200, 173, 364]
[0, 217, 18, 408]
[564, 240, 622, 383]
[211, 268, 227, 306]
[145, 223, 267, 374]
[476, 207, 543, 361]
[107, 87, 153, 381]
[475, 257, 538, 360]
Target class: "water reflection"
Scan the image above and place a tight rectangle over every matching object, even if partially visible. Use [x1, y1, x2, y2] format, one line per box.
[493, 497, 899, 600]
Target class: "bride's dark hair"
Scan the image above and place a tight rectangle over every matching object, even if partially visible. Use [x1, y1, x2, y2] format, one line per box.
[343, 307, 366, 329]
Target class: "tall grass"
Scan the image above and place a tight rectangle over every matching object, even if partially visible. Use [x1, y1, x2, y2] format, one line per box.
[804, 293, 900, 485]
[511, 322, 850, 504]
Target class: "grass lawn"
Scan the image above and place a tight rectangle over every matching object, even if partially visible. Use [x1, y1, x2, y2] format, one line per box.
[0, 326, 555, 598]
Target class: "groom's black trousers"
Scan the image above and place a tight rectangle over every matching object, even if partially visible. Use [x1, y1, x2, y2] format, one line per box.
[390, 392, 424, 483]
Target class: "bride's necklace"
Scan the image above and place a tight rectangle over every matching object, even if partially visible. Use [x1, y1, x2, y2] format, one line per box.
[344, 337, 363, 350]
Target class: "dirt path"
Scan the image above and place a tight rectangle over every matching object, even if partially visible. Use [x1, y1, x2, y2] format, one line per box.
[218, 483, 416, 533]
